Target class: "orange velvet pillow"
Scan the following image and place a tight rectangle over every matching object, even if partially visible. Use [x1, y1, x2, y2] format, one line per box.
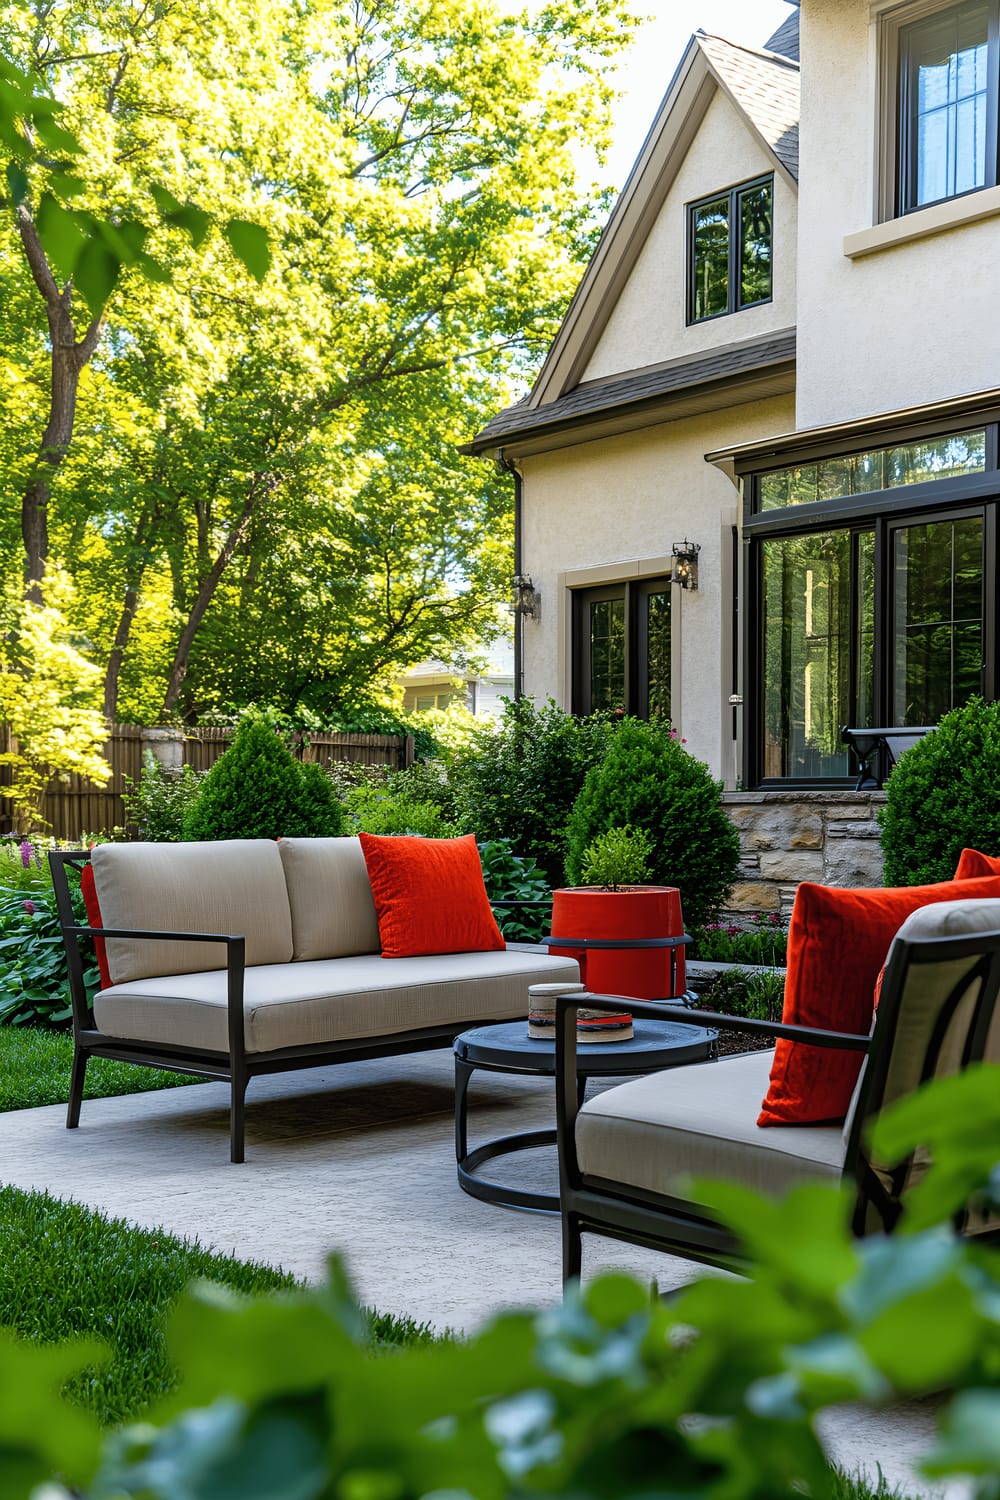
[954, 848, 1000, 879]
[81, 862, 112, 989]
[358, 833, 505, 959]
[758, 874, 1000, 1127]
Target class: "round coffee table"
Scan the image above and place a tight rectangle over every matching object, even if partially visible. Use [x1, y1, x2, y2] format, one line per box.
[454, 1018, 718, 1213]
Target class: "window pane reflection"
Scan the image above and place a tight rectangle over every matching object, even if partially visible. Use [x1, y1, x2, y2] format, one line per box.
[646, 590, 671, 720]
[758, 429, 986, 510]
[892, 517, 983, 724]
[762, 532, 853, 778]
[739, 182, 772, 306]
[693, 196, 730, 320]
[911, 3, 988, 206]
[589, 597, 625, 711]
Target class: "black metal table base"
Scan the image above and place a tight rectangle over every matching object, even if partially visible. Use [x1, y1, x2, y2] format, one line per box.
[454, 1019, 717, 1214]
[457, 1128, 559, 1213]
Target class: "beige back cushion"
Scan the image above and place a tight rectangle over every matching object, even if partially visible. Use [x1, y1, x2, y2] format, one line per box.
[277, 836, 381, 959]
[849, 897, 1000, 1231]
[92, 840, 294, 984]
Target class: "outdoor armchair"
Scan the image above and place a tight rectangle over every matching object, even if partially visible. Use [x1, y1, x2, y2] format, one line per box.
[555, 898, 1000, 1280]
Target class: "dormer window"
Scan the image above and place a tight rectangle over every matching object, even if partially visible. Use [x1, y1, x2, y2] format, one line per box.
[882, 0, 999, 218]
[687, 176, 773, 324]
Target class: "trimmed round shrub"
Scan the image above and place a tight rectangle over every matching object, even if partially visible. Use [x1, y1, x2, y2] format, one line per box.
[563, 718, 740, 931]
[449, 697, 615, 884]
[182, 715, 346, 841]
[879, 697, 1000, 885]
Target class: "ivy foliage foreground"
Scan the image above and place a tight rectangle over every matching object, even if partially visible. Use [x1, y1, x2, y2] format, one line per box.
[0, 0, 636, 726]
[8, 1067, 1000, 1500]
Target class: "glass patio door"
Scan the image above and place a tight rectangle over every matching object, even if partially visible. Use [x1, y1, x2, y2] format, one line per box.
[889, 512, 984, 725]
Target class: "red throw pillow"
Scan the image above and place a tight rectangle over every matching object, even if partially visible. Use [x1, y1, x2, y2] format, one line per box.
[80, 863, 112, 989]
[358, 833, 505, 959]
[954, 848, 1000, 879]
[758, 874, 1000, 1127]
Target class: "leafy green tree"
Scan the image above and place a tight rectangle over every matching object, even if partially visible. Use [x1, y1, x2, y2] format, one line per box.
[0, 568, 109, 833]
[1, 0, 635, 722]
[181, 714, 345, 841]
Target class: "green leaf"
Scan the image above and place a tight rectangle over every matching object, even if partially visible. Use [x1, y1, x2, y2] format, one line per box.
[0, 1329, 103, 1491]
[224, 219, 271, 281]
[151, 185, 211, 247]
[923, 1388, 1000, 1476]
[35, 192, 88, 281]
[73, 235, 120, 317]
[5, 160, 28, 206]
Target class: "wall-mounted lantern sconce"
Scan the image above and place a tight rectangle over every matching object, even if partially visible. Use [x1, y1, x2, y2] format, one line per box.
[511, 573, 540, 619]
[672, 540, 701, 591]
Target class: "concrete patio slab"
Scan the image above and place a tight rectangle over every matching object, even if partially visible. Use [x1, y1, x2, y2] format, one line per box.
[0, 1047, 957, 1496]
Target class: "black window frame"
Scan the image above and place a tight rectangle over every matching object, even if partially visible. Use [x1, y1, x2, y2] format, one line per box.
[571, 575, 673, 720]
[742, 418, 1000, 789]
[894, 0, 1000, 216]
[686, 175, 774, 326]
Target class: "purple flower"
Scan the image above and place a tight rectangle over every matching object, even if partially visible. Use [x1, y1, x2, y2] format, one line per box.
[23, 900, 35, 915]
[19, 840, 34, 869]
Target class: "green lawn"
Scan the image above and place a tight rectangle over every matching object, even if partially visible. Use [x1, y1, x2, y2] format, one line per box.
[0, 1185, 436, 1428]
[0, 1025, 201, 1112]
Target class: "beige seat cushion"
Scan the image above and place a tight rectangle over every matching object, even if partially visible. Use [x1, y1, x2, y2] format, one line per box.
[277, 836, 381, 959]
[92, 841, 294, 984]
[577, 1050, 845, 1202]
[93, 949, 581, 1054]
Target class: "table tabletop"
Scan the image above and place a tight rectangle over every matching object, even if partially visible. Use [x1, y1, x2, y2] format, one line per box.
[454, 1017, 717, 1076]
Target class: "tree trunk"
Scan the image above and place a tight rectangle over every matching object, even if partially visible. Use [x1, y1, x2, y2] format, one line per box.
[160, 489, 262, 714]
[16, 208, 104, 601]
[103, 587, 141, 721]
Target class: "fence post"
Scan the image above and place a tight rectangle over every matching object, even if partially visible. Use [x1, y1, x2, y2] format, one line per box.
[403, 734, 415, 768]
[141, 727, 186, 775]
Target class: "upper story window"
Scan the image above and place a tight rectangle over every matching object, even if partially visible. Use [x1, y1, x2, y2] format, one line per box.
[687, 176, 773, 324]
[891, 0, 1000, 215]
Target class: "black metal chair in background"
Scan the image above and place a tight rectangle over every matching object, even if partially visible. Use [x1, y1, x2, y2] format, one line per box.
[841, 724, 934, 789]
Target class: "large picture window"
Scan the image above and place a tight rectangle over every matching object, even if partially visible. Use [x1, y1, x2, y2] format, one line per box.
[687, 177, 773, 324]
[746, 421, 998, 785]
[891, 0, 1000, 215]
[572, 576, 672, 719]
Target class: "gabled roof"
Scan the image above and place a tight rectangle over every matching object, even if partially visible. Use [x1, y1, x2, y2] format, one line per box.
[522, 31, 800, 411]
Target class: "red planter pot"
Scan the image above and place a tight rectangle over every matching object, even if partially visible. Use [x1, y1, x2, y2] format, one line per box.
[550, 886, 687, 1001]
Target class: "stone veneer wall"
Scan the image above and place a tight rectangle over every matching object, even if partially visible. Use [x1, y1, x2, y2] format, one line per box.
[721, 791, 887, 918]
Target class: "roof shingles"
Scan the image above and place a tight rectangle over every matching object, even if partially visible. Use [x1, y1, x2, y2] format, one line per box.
[465, 330, 796, 451]
[697, 32, 800, 180]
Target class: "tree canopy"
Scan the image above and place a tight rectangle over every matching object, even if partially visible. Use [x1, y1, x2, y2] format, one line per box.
[0, 0, 635, 724]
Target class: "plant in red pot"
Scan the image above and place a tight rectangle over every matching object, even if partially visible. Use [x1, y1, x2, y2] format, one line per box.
[550, 825, 688, 1011]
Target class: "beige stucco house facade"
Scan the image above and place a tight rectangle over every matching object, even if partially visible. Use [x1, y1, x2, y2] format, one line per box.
[465, 0, 1000, 905]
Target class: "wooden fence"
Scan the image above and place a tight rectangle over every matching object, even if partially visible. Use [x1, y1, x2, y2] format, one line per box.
[0, 724, 414, 842]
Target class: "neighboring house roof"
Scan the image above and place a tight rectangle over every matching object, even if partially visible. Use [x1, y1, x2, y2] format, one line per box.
[764, 7, 800, 63]
[511, 29, 800, 410]
[462, 330, 796, 457]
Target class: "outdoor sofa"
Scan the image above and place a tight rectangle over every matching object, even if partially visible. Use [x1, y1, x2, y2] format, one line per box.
[50, 837, 580, 1162]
